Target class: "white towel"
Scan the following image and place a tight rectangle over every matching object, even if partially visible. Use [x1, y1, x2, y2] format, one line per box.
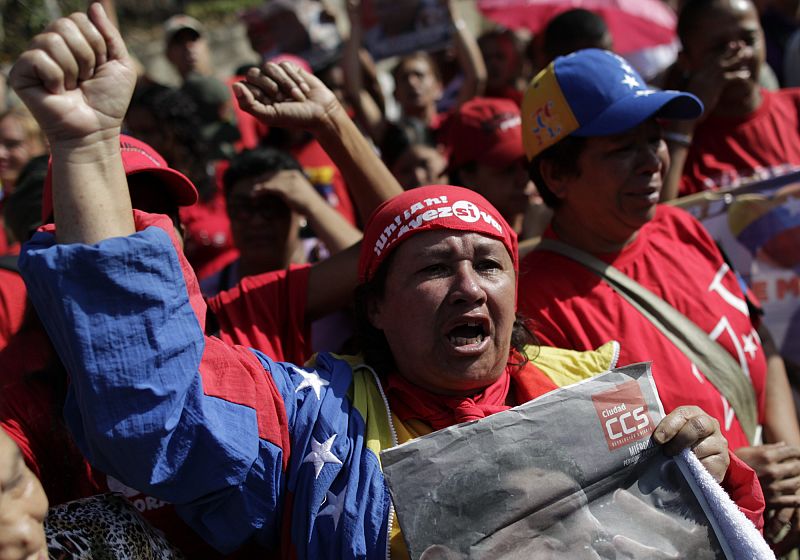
[676, 449, 775, 560]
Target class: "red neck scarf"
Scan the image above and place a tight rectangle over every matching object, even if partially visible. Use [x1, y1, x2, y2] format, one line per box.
[385, 357, 558, 431]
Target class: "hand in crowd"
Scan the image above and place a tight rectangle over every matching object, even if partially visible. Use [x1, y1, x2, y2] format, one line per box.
[676, 43, 755, 122]
[247, 169, 323, 216]
[233, 61, 342, 134]
[736, 442, 800, 553]
[0, 429, 48, 560]
[8, 3, 136, 146]
[653, 406, 729, 483]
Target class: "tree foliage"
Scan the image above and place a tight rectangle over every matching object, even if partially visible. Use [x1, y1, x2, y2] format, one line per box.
[1, 0, 262, 64]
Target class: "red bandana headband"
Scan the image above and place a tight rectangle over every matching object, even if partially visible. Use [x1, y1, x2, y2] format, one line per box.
[358, 185, 519, 284]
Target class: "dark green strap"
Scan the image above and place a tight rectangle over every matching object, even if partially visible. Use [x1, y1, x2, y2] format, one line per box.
[0, 254, 19, 273]
[537, 238, 758, 445]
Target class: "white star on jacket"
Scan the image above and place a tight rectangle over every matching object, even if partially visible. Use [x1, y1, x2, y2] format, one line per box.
[304, 434, 343, 478]
[319, 490, 346, 529]
[294, 367, 330, 400]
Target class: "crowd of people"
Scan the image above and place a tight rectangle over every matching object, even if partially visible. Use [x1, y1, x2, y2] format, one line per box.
[2, 0, 800, 558]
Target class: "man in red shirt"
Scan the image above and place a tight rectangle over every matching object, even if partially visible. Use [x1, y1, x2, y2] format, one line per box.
[660, 0, 800, 199]
[445, 97, 545, 238]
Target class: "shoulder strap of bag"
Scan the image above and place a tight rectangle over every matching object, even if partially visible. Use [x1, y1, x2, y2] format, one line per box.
[537, 238, 758, 445]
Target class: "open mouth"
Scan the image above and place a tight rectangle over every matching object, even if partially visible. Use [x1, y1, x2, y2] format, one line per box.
[447, 321, 488, 348]
[626, 186, 659, 202]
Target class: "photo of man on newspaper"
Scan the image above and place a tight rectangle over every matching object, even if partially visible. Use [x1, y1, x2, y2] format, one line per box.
[382, 363, 772, 559]
[420, 440, 624, 559]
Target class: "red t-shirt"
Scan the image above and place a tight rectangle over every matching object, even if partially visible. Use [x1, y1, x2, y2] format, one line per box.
[179, 163, 240, 281]
[0, 198, 20, 255]
[680, 88, 800, 195]
[208, 264, 312, 365]
[0, 269, 26, 352]
[518, 205, 767, 451]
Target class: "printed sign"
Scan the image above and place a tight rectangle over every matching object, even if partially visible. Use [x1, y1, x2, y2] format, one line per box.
[360, 0, 453, 60]
[240, 0, 341, 71]
[672, 171, 800, 370]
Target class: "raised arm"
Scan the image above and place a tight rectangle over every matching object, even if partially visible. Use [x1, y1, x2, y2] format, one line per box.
[10, 8, 302, 552]
[342, 0, 388, 145]
[233, 61, 403, 225]
[233, 62, 403, 323]
[447, 0, 487, 109]
[249, 168, 362, 254]
[9, 3, 136, 243]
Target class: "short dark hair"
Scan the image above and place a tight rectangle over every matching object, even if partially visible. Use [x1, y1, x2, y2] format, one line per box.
[446, 161, 477, 189]
[381, 118, 437, 169]
[392, 51, 442, 85]
[3, 155, 48, 242]
[353, 253, 538, 377]
[222, 147, 303, 196]
[543, 9, 610, 62]
[127, 83, 217, 200]
[527, 135, 586, 209]
[478, 29, 521, 66]
[478, 29, 518, 51]
[677, 0, 728, 48]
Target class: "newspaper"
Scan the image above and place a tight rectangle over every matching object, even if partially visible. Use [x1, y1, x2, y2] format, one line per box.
[381, 363, 731, 559]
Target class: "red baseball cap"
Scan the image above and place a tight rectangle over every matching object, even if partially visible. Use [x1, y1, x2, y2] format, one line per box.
[358, 185, 518, 284]
[447, 97, 525, 172]
[41, 134, 198, 222]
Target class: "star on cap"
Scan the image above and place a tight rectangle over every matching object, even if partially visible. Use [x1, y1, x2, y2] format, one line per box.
[293, 367, 329, 400]
[303, 434, 343, 479]
[612, 54, 636, 75]
[319, 490, 346, 529]
[622, 74, 641, 89]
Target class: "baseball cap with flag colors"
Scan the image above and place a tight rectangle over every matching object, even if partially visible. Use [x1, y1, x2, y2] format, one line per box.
[358, 185, 518, 284]
[521, 49, 703, 160]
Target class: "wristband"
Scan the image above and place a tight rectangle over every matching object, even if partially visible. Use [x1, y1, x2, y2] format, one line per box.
[663, 131, 693, 147]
